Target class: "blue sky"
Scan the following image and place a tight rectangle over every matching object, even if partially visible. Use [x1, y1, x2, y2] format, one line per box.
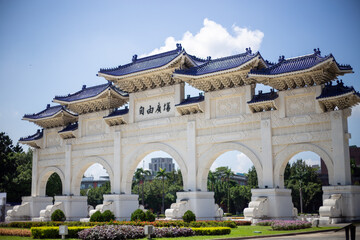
[1, 0, 360, 179]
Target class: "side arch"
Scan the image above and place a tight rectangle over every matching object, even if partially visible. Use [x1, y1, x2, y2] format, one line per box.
[37, 167, 65, 197]
[274, 143, 334, 188]
[122, 142, 187, 194]
[71, 156, 114, 195]
[197, 142, 263, 191]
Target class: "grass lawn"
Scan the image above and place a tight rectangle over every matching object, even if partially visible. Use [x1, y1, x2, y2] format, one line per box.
[0, 226, 339, 240]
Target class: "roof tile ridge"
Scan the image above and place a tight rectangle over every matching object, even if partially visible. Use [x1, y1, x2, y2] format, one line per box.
[54, 82, 110, 99]
[23, 104, 62, 118]
[99, 48, 181, 73]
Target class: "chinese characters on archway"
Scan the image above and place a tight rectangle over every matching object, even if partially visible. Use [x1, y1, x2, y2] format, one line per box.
[139, 102, 171, 115]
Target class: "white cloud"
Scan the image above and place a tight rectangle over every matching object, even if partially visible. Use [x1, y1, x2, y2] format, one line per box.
[143, 18, 264, 59]
[84, 163, 109, 180]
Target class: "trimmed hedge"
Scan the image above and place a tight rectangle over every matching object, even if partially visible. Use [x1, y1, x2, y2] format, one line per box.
[192, 227, 231, 235]
[51, 209, 65, 222]
[182, 210, 196, 223]
[102, 210, 115, 222]
[145, 209, 156, 222]
[89, 210, 103, 222]
[31, 226, 90, 239]
[131, 209, 146, 221]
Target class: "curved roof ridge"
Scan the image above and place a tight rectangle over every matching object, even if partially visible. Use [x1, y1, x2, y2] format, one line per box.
[23, 104, 73, 119]
[54, 82, 111, 100]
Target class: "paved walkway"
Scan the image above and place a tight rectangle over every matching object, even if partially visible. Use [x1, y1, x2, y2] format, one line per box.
[254, 224, 359, 240]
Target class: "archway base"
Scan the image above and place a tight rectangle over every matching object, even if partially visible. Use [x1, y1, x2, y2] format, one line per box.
[54, 196, 88, 221]
[6, 196, 53, 222]
[165, 192, 223, 220]
[319, 185, 360, 224]
[102, 194, 139, 221]
[244, 189, 297, 222]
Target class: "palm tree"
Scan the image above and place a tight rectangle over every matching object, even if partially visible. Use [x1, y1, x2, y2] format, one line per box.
[156, 168, 167, 214]
[223, 168, 234, 213]
[208, 171, 216, 192]
[134, 168, 151, 206]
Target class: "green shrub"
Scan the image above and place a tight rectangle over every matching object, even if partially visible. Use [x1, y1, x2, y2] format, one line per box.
[51, 209, 66, 222]
[90, 210, 103, 222]
[192, 227, 231, 235]
[158, 214, 165, 218]
[101, 210, 115, 222]
[31, 226, 90, 239]
[224, 213, 232, 217]
[131, 209, 146, 221]
[182, 210, 196, 223]
[145, 210, 156, 222]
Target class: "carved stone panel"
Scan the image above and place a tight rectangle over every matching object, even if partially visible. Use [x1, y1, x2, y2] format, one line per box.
[285, 94, 315, 117]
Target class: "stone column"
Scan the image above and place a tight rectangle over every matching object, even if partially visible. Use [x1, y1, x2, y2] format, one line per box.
[64, 144, 72, 195]
[330, 110, 351, 185]
[186, 121, 196, 191]
[31, 148, 39, 196]
[260, 119, 274, 188]
[113, 131, 121, 194]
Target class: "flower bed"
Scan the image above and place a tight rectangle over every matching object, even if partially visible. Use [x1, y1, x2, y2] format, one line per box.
[256, 220, 311, 230]
[0, 228, 31, 237]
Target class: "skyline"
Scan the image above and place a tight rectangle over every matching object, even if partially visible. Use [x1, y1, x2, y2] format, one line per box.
[1, 0, 359, 179]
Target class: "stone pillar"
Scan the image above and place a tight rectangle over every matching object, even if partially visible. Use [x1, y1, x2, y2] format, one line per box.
[113, 131, 121, 194]
[244, 188, 296, 222]
[186, 121, 197, 191]
[102, 194, 139, 221]
[54, 196, 88, 221]
[64, 144, 72, 195]
[319, 186, 360, 224]
[174, 83, 184, 105]
[261, 119, 274, 188]
[331, 110, 351, 185]
[31, 148, 39, 196]
[128, 93, 135, 123]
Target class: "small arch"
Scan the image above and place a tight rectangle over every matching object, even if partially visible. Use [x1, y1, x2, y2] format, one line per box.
[197, 142, 263, 191]
[37, 167, 65, 196]
[122, 142, 187, 194]
[71, 156, 114, 195]
[274, 143, 334, 188]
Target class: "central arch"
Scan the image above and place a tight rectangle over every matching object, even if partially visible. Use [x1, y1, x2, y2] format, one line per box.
[122, 142, 188, 194]
[71, 156, 114, 195]
[197, 142, 263, 191]
[274, 143, 334, 188]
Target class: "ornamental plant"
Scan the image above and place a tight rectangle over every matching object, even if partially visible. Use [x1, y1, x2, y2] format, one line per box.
[145, 210, 156, 222]
[89, 210, 103, 222]
[51, 209, 66, 221]
[101, 210, 115, 222]
[182, 210, 196, 223]
[131, 209, 146, 221]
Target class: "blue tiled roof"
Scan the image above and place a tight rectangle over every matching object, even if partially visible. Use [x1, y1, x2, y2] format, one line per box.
[316, 80, 360, 99]
[250, 49, 352, 76]
[176, 94, 204, 106]
[19, 129, 43, 141]
[23, 104, 76, 119]
[58, 122, 78, 133]
[174, 49, 261, 76]
[99, 44, 186, 76]
[104, 107, 129, 118]
[54, 82, 128, 102]
[248, 90, 278, 104]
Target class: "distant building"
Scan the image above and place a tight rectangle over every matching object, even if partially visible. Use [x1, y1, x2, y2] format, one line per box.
[149, 157, 175, 174]
[230, 173, 248, 185]
[80, 176, 109, 190]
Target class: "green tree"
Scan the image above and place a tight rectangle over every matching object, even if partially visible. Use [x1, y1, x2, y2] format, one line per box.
[156, 168, 168, 214]
[246, 166, 258, 188]
[284, 159, 322, 213]
[229, 185, 251, 214]
[46, 173, 62, 198]
[81, 182, 111, 207]
[134, 168, 151, 206]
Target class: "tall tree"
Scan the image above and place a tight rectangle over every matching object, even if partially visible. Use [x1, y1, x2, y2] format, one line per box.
[246, 166, 258, 188]
[156, 168, 167, 214]
[134, 168, 151, 206]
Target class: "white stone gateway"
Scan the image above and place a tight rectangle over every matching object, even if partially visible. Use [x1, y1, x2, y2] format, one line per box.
[8, 45, 360, 223]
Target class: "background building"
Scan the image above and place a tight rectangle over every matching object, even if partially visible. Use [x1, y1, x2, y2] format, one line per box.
[149, 157, 175, 174]
[80, 176, 109, 190]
